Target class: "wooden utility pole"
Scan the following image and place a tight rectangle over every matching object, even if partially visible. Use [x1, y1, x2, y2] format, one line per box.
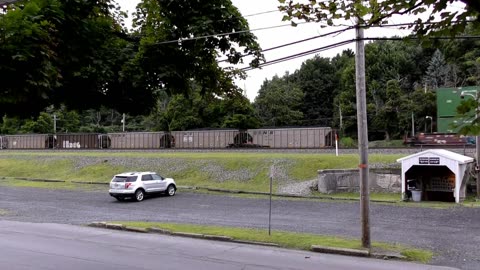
[355, 22, 371, 249]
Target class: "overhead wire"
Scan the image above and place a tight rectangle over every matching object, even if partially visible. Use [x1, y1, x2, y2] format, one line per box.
[217, 26, 355, 63]
[239, 35, 480, 72]
[152, 21, 315, 45]
[241, 39, 356, 72]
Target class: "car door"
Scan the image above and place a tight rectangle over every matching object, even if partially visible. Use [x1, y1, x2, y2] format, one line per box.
[141, 174, 155, 192]
[152, 174, 167, 191]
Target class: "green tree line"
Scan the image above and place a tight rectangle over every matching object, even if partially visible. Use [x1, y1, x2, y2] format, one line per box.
[1, 0, 479, 140]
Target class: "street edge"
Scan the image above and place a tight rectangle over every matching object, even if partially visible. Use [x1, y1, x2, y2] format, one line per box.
[88, 222, 406, 261]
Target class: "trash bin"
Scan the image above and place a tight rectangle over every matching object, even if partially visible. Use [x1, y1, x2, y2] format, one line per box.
[411, 190, 422, 202]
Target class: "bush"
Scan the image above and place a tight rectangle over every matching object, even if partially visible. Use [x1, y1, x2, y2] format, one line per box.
[340, 137, 357, 148]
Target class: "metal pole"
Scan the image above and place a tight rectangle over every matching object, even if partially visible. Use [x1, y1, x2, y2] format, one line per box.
[355, 22, 371, 249]
[430, 118, 433, 134]
[476, 93, 480, 199]
[411, 113, 415, 137]
[269, 175, 272, 236]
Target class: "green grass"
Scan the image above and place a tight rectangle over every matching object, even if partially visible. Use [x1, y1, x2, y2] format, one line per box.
[369, 140, 406, 148]
[0, 151, 402, 193]
[114, 221, 432, 263]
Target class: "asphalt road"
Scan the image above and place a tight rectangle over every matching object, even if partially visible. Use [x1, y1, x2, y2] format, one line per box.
[0, 220, 458, 270]
[1, 186, 479, 269]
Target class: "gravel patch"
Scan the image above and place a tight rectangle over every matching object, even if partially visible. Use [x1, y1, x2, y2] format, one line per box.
[277, 180, 317, 196]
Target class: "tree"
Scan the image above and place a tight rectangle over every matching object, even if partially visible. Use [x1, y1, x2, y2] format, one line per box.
[20, 112, 53, 134]
[279, 0, 479, 37]
[1, 0, 262, 117]
[0, 115, 22, 134]
[425, 49, 449, 89]
[292, 56, 338, 126]
[254, 75, 304, 126]
[133, 0, 263, 99]
[0, 0, 136, 116]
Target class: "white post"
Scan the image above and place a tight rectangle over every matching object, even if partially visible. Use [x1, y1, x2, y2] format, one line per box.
[53, 114, 57, 134]
[335, 133, 339, 156]
[122, 113, 125, 132]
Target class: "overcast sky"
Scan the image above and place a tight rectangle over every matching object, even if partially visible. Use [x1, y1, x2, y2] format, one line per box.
[115, 0, 464, 101]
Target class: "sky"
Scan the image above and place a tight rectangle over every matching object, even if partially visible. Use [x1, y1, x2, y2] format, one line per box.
[115, 0, 464, 101]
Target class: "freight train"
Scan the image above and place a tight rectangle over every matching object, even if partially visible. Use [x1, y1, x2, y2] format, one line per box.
[0, 127, 334, 150]
[404, 133, 476, 146]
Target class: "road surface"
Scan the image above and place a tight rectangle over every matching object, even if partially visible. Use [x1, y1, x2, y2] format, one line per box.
[0, 186, 479, 269]
[0, 220, 458, 270]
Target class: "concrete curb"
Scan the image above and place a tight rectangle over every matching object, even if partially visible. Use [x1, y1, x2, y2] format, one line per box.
[15, 177, 65, 183]
[125, 226, 149, 233]
[148, 227, 172, 235]
[105, 223, 125, 230]
[87, 222, 408, 261]
[311, 245, 370, 257]
[171, 232, 205, 239]
[232, 240, 279, 247]
[370, 252, 407, 260]
[71, 181, 109, 185]
[88, 222, 278, 248]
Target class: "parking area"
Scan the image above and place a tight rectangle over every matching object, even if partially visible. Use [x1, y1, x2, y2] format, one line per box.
[0, 185, 479, 269]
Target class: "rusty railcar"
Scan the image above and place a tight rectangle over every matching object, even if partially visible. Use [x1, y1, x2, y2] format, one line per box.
[171, 130, 240, 149]
[2, 134, 49, 149]
[55, 133, 99, 149]
[105, 132, 174, 149]
[247, 127, 334, 148]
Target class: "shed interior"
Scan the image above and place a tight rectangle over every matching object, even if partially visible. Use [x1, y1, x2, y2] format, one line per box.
[405, 165, 455, 202]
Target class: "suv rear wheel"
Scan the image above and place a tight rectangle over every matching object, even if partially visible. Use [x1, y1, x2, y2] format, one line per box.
[135, 189, 145, 202]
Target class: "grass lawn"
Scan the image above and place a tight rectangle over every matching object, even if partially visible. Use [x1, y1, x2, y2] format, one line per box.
[0, 151, 403, 193]
[114, 221, 432, 263]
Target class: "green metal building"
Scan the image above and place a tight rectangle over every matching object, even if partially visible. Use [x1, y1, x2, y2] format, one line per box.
[436, 87, 478, 133]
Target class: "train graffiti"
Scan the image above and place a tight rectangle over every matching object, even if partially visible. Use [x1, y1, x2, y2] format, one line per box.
[0, 127, 334, 150]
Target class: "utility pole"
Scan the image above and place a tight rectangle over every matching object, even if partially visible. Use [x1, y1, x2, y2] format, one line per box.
[355, 21, 370, 249]
[411, 113, 415, 137]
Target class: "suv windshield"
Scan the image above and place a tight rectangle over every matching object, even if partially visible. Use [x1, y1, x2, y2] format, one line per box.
[112, 176, 137, 182]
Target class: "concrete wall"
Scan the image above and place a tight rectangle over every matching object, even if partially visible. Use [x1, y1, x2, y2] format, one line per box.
[318, 168, 402, 194]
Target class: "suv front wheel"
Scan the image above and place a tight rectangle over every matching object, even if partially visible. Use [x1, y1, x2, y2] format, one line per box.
[166, 185, 176, 196]
[135, 189, 145, 202]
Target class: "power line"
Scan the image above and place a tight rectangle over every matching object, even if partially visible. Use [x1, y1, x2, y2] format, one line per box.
[240, 35, 480, 72]
[241, 39, 356, 71]
[243, 10, 280, 17]
[153, 21, 314, 45]
[217, 26, 354, 63]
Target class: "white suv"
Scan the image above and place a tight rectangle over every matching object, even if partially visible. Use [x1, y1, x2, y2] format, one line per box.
[109, 172, 177, 202]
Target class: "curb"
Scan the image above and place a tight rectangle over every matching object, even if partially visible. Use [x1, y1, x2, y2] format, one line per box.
[125, 226, 149, 233]
[15, 177, 65, 183]
[71, 181, 109, 185]
[171, 232, 205, 239]
[232, 240, 279, 247]
[370, 252, 407, 260]
[89, 222, 278, 248]
[87, 222, 407, 261]
[148, 227, 172, 235]
[105, 223, 125, 230]
[311, 245, 370, 257]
